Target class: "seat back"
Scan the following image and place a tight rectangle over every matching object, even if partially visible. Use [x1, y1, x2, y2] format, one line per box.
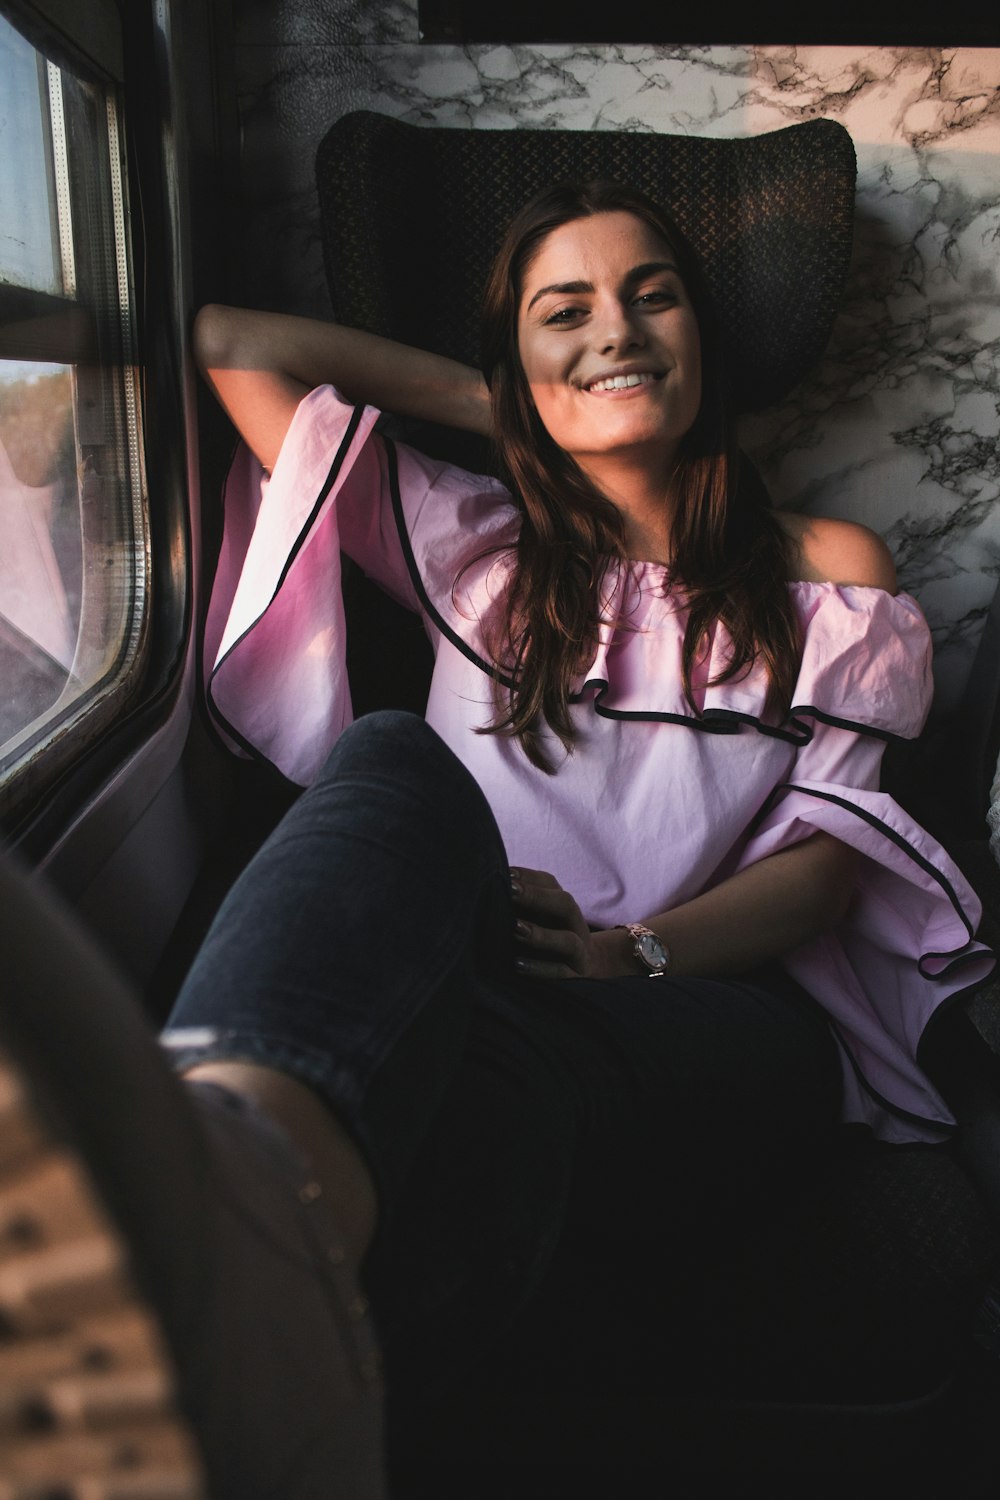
[317, 112, 859, 715]
[316, 110, 857, 417]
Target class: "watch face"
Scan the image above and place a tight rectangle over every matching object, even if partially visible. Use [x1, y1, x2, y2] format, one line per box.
[637, 930, 668, 969]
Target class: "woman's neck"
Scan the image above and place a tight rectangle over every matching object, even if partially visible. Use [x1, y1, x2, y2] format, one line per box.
[578, 454, 677, 564]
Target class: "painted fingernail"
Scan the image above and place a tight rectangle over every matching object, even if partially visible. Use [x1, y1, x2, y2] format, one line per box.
[515, 919, 531, 938]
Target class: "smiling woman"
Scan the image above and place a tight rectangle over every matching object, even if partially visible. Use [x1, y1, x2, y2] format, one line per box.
[185, 175, 987, 1114]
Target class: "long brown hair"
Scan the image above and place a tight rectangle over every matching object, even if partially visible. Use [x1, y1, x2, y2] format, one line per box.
[478, 178, 800, 772]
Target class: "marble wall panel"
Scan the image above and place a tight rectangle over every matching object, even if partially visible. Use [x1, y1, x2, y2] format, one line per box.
[230, 1, 1000, 721]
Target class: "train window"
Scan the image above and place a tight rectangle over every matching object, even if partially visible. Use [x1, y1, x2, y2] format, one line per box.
[0, 3, 146, 813]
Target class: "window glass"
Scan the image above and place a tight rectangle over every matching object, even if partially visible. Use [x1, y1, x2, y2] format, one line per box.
[0, 18, 59, 292]
[0, 9, 146, 808]
[0, 360, 76, 744]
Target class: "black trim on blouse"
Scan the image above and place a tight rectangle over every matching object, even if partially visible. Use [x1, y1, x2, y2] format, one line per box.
[207, 403, 367, 757]
[830, 1016, 960, 1135]
[384, 437, 516, 691]
[777, 783, 979, 976]
[385, 436, 914, 749]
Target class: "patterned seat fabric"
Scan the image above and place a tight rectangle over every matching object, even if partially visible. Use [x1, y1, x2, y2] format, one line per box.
[316, 110, 857, 413]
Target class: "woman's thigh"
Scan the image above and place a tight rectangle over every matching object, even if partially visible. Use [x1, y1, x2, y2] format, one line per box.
[164, 710, 514, 1195]
[436, 968, 840, 1236]
[543, 967, 844, 1241]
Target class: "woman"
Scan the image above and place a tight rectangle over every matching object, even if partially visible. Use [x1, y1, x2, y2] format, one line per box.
[0, 181, 992, 1498]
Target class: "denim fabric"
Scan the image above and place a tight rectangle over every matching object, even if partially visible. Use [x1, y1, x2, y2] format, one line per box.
[164, 711, 841, 1391]
[164, 711, 515, 1202]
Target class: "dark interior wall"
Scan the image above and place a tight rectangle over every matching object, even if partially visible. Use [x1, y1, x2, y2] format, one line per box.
[418, 0, 997, 46]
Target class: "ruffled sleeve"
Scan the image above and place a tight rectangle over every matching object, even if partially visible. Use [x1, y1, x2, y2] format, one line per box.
[205, 389, 384, 784]
[784, 582, 932, 742]
[204, 385, 514, 785]
[735, 586, 995, 1143]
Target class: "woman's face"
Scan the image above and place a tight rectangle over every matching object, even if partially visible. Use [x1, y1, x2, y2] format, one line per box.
[516, 211, 702, 478]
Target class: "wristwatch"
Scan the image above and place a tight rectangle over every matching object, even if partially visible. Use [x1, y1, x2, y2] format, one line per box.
[618, 923, 671, 978]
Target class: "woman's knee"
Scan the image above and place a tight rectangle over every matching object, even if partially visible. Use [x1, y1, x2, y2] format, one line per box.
[321, 711, 450, 783]
[316, 712, 503, 856]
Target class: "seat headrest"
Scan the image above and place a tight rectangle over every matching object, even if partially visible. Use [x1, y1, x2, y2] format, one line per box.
[316, 111, 856, 414]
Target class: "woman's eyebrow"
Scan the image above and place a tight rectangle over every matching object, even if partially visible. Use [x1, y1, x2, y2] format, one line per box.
[526, 279, 592, 311]
[525, 260, 680, 312]
[624, 259, 679, 286]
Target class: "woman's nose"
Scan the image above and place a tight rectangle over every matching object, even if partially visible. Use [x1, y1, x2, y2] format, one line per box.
[596, 299, 644, 354]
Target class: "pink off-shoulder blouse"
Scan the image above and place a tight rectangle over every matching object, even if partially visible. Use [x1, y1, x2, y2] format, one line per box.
[205, 386, 995, 1145]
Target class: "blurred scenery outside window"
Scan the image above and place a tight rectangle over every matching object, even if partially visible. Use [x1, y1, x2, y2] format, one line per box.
[0, 8, 146, 807]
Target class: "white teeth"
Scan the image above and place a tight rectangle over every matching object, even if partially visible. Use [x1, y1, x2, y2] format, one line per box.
[587, 372, 656, 392]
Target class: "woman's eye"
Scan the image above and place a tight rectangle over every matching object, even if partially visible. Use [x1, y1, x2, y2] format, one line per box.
[543, 306, 584, 325]
[635, 289, 676, 308]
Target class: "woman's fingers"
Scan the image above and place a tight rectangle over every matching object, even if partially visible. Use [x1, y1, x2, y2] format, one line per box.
[514, 917, 585, 964]
[510, 867, 592, 977]
[514, 956, 582, 979]
[514, 938, 587, 979]
[509, 866, 560, 897]
[515, 885, 579, 929]
[509, 868, 584, 929]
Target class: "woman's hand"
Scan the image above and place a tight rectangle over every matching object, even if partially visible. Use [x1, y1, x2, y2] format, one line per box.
[510, 868, 634, 980]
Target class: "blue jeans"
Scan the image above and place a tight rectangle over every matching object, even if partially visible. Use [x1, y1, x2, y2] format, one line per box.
[164, 712, 841, 1395]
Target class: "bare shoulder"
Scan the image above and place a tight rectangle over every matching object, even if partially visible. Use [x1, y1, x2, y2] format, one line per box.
[776, 512, 897, 594]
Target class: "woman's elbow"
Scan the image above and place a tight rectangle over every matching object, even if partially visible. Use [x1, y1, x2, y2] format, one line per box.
[193, 303, 241, 378]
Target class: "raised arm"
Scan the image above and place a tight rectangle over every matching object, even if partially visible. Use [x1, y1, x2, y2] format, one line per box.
[193, 304, 492, 472]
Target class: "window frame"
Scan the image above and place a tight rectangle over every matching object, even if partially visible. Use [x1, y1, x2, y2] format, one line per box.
[0, 0, 190, 841]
